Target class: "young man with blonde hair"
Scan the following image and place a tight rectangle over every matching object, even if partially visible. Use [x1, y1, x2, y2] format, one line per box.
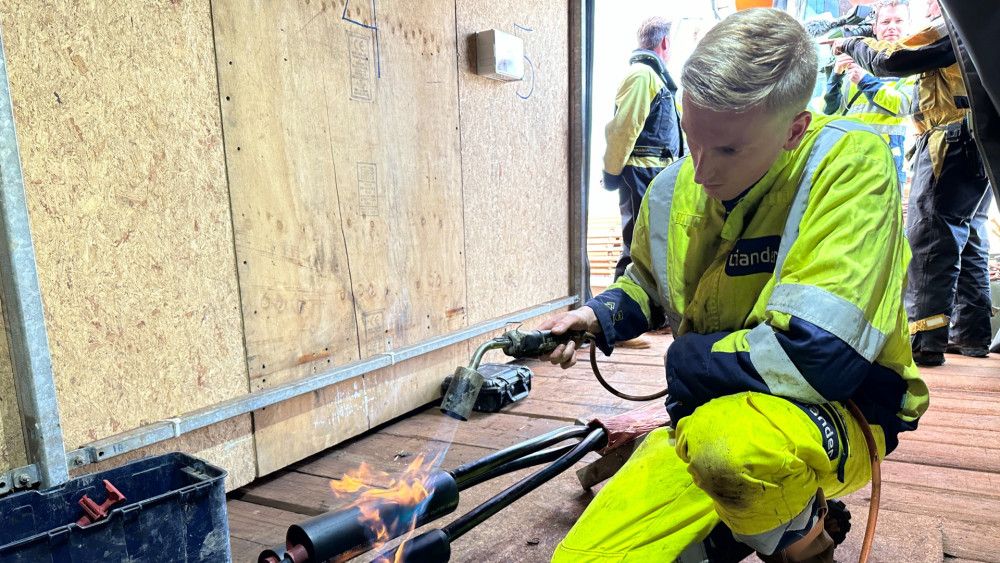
[542, 8, 927, 562]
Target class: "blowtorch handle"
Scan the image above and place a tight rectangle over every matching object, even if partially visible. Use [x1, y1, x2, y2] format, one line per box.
[502, 329, 585, 358]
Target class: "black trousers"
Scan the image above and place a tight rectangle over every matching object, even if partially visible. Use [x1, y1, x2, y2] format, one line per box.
[614, 164, 662, 281]
[905, 127, 993, 352]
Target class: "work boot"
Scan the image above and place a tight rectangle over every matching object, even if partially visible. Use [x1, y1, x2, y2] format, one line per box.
[823, 499, 851, 546]
[946, 343, 990, 358]
[756, 490, 847, 563]
[912, 349, 945, 367]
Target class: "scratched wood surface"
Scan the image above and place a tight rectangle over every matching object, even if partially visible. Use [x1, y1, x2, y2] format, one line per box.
[230, 333, 1000, 562]
[0, 1, 253, 486]
[456, 0, 572, 324]
[212, 0, 472, 475]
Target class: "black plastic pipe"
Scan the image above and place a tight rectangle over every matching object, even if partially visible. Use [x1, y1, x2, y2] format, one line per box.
[441, 428, 606, 542]
[284, 469, 459, 562]
[376, 528, 452, 563]
[450, 425, 589, 488]
[454, 443, 577, 491]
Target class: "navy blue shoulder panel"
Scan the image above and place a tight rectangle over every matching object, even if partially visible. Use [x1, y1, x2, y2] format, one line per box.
[665, 331, 769, 423]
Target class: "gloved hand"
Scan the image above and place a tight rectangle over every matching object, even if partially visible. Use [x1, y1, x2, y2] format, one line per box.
[602, 170, 626, 191]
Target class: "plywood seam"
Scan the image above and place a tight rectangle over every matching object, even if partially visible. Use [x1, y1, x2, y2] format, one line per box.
[320, 73, 366, 369]
[206, 0, 253, 397]
[205, 0, 261, 483]
[450, 0, 471, 333]
[318, 65, 369, 435]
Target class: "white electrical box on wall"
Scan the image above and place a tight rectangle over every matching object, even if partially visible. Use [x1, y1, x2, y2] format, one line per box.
[475, 29, 524, 81]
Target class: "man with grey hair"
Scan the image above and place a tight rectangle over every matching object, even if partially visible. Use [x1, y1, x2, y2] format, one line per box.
[543, 7, 926, 562]
[603, 16, 683, 291]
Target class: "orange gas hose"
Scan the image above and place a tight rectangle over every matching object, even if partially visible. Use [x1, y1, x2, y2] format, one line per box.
[846, 399, 880, 563]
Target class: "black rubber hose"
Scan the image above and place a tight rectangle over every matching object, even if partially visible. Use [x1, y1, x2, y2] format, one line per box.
[441, 428, 606, 542]
[587, 336, 667, 401]
[453, 443, 578, 491]
[449, 425, 590, 488]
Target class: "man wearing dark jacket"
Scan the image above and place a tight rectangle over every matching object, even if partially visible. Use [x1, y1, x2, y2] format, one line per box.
[602, 17, 683, 282]
[837, 0, 993, 366]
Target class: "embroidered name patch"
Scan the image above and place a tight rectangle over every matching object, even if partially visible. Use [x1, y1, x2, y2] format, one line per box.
[724, 235, 781, 276]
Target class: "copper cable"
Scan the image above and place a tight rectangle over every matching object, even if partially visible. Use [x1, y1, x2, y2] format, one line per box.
[845, 399, 881, 563]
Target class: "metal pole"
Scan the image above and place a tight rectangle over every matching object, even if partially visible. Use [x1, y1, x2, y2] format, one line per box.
[0, 27, 69, 488]
[568, 0, 594, 305]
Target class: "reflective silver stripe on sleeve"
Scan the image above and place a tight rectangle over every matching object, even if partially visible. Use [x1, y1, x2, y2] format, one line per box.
[769, 283, 888, 361]
[866, 122, 908, 137]
[625, 157, 686, 330]
[752, 120, 882, 402]
[773, 120, 877, 282]
[747, 323, 826, 404]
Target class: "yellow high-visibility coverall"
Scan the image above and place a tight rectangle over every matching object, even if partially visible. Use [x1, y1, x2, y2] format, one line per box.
[553, 114, 929, 561]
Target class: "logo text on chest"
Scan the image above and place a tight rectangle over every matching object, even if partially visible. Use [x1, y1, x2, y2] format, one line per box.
[724, 235, 781, 277]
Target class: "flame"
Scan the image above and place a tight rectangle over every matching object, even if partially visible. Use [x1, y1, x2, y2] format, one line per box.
[329, 451, 444, 562]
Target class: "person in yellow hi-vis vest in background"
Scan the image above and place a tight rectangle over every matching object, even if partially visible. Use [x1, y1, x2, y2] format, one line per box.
[822, 0, 915, 188]
[837, 0, 994, 367]
[539, 8, 928, 563]
[603, 17, 683, 283]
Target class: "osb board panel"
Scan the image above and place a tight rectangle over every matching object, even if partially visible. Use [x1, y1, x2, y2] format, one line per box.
[0, 298, 26, 469]
[457, 0, 571, 323]
[213, 0, 468, 475]
[70, 418, 256, 493]
[252, 343, 468, 474]
[0, 2, 253, 482]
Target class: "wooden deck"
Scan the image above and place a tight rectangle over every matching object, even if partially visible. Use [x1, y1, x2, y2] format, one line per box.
[227, 333, 1000, 562]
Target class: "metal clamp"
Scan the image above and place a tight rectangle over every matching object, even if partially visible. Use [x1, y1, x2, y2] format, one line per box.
[0, 464, 40, 496]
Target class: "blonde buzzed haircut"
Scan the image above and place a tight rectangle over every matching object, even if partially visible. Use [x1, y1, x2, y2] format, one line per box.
[638, 17, 672, 51]
[874, 0, 909, 18]
[681, 8, 817, 115]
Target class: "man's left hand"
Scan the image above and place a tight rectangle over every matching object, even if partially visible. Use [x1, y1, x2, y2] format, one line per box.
[847, 63, 867, 84]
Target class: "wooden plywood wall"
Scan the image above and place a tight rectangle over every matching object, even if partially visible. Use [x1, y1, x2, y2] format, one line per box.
[212, 0, 472, 474]
[0, 2, 254, 487]
[0, 0, 571, 485]
[0, 299, 26, 468]
[458, 0, 571, 323]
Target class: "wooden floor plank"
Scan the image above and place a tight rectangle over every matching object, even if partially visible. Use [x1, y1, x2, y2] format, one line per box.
[232, 470, 348, 516]
[842, 486, 1000, 561]
[378, 411, 571, 451]
[879, 460, 1000, 497]
[914, 409, 1000, 432]
[228, 332, 1000, 562]
[890, 439, 1000, 473]
[296, 433, 495, 485]
[503, 396, 631, 423]
[227, 499, 304, 546]
[230, 536, 272, 563]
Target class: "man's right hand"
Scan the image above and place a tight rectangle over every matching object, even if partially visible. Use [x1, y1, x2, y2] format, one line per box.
[833, 53, 854, 74]
[536, 307, 600, 369]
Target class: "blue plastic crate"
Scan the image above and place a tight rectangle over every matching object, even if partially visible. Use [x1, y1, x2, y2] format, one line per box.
[0, 452, 230, 562]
